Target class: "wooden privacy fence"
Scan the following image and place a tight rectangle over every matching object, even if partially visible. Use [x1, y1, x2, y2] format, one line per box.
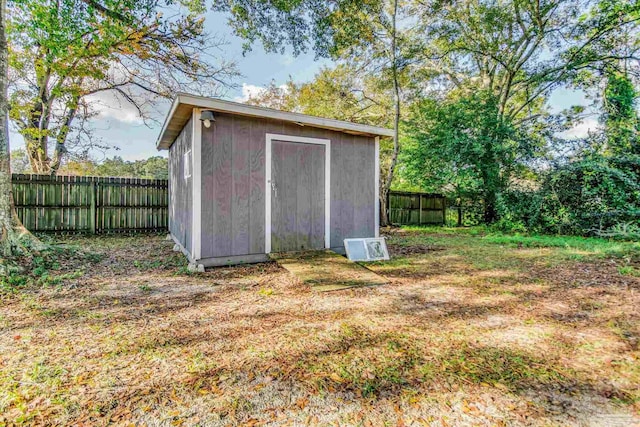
[12, 174, 168, 233]
[388, 191, 446, 225]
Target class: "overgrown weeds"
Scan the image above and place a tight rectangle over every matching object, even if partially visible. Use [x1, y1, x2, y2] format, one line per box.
[0, 244, 103, 293]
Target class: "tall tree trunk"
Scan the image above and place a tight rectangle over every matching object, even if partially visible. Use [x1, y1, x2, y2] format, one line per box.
[480, 142, 499, 224]
[483, 187, 498, 224]
[0, 0, 41, 256]
[380, 0, 401, 227]
[25, 136, 51, 174]
[50, 104, 77, 175]
[0, 0, 12, 255]
[0, 0, 17, 255]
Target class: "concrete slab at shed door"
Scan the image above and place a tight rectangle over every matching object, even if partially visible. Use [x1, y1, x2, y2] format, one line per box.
[270, 250, 388, 292]
[270, 140, 325, 252]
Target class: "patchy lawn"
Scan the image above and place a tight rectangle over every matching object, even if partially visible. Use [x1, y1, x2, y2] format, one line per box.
[0, 228, 639, 426]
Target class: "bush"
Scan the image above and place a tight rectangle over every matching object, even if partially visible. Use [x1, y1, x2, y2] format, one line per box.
[495, 189, 542, 233]
[540, 156, 640, 235]
[495, 155, 640, 236]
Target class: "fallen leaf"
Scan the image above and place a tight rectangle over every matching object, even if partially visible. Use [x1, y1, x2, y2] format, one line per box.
[296, 397, 308, 409]
[329, 373, 343, 383]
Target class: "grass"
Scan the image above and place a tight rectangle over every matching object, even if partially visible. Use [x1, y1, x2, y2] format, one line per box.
[0, 229, 638, 426]
[396, 225, 640, 255]
[0, 244, 100, 293]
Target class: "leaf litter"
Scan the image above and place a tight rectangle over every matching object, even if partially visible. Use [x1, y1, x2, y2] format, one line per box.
[0, 231, 638, 426]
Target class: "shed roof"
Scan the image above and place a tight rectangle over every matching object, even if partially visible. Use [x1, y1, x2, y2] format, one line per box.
[156, 93, 394, 150]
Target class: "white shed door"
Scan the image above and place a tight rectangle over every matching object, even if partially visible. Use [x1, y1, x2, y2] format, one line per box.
[270, 140, 325, 252]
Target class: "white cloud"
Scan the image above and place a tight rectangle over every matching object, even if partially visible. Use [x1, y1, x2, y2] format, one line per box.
[560, 117, 600, 139]
[279, 54, 295, 66]
[85, 90, 145, 124]
[233, 82, 289, 103]
[234, 83, 268, 103]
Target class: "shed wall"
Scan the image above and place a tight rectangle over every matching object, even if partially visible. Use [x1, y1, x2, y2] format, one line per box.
[168, 117, 193, 253]
[200, 113, 376, 259]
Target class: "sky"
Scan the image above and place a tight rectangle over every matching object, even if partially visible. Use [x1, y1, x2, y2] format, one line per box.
[8, 10, 595, 162]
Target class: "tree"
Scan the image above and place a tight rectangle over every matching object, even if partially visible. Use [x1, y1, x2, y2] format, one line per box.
[57, 155, 168, 178]
[137, 156, 168, 179]
[402, 90, 536, 221]
[243, 79, 299, 111]
[0, 0, 14, 255]
[245, 66, 390, 126]
[603, 70, 639, 154]
[7, 0, 237, 174]
[214, 0, 418, 225]
[411, 0, 640, 222]
[295, 68, 390, 126]
[58, 156, 99, 176]
[0, 0, 41, 256]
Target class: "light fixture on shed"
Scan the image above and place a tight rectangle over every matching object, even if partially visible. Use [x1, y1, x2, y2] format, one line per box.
[200, 110, 216, 128]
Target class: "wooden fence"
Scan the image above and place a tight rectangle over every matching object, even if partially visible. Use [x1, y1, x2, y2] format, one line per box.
[12, 174, 168, 233]
[388, 191, 446, 225]
[12, 175, 444, 232]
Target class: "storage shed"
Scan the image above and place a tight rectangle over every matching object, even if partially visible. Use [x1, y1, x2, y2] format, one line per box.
[157, 93, 393, 268]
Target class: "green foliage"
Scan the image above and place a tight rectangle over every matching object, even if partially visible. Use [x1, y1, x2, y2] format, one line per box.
[214, 0, 385, 58]
[7, 0, 236, 174]
[603, 71, 639, 155]
[62, 155, 168, 179]
[245, 66, 390, 127]
[402, 90, 540, 223]
[395, 0, 640, 229]
[10, 152, 168, 179]
[495, 155, 640, 236]
[94, 156, 167, 179]
[542, 156, 640, 235]
[0, 244, 103, 293]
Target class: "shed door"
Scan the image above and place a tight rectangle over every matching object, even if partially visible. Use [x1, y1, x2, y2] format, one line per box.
[270, 140, 325, 252]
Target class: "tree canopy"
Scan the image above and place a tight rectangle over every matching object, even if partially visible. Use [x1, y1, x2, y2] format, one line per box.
[218, 0, 640, 229]
[10, 150, 168, 179]
[7, 0, 237, 174]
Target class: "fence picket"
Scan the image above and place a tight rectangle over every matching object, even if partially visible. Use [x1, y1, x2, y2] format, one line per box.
[388, 191, 446, 226]
[11, 174, 169, 234]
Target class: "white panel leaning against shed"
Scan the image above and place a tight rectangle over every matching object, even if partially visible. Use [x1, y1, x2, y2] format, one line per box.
[265, 133, 331, 254]
[156, 93, 393, 269]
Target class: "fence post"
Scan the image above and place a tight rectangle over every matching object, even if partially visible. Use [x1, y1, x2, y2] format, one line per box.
[442, 197, 446, 225]
[419, 195, 423, 225]
[386, 191, 390, 225]
[89, 181, 97, 234]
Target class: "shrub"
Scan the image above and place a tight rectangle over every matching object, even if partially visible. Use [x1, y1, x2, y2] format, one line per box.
[539, 156, 640, 235]
[494, 155, 640, 236]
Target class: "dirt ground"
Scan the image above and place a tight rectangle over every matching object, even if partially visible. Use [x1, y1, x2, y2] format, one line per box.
[0, 229, 639, 426]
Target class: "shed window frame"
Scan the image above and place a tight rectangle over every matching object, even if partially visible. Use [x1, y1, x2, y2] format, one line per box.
[184, 150, 192, 179]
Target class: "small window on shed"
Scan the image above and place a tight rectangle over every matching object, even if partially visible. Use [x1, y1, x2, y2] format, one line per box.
[184, 150, 192, 179]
